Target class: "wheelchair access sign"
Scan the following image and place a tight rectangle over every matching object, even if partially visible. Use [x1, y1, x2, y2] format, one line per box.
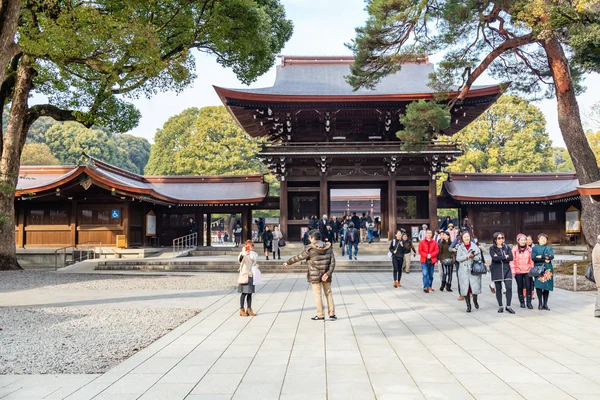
[111, 209, 121, 219]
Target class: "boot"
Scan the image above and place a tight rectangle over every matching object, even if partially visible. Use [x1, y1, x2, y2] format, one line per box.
[240, 308, 248, 317]
[394, 280, 398, 288]
[266, 256, 269, 260]
[246, 307, 256, 316]
[542, 295, 550, 311]
[473, 295, 479, 310]
[440, 281, 445, 291]
[538, 300, 543, 310]
[465, 295, 472, 313]
[446, 284, 453, 292]
[397, 281, 401, 287]
[526, 295, 533, 309]
[519, 295, 526, 308]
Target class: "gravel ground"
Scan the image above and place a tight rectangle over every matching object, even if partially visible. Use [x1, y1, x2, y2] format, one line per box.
[0, 271, 236, 375]
[0, 271, 237, 291]
[0, 307, 199, 374]
[555, 274, 597, 291]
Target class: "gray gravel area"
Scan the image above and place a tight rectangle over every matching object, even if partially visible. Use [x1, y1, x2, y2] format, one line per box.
[0, 271, 237, 291]
[0, 271, 236, 375]
[555, 274, 597, 291]
[0, 307, 199, 374]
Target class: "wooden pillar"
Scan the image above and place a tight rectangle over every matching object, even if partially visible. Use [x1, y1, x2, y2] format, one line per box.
[122, 201, 130, 248]
[388, 178, 397, 240]
[280, 179, 288, 240]
[206, 213, 212, 247]
[429, 178, 438, 231]
[243, 208, 252, 242]
[70, 201, 77, 246]
[196, 209, 203, 247]
[16, 203, 25, 248]
[319, 175, 328, 218]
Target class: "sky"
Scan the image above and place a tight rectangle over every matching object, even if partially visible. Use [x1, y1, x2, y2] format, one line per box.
[125, 0, 600, 148]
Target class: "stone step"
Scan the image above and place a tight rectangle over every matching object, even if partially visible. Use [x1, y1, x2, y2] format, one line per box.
[95, 259, 422, 273]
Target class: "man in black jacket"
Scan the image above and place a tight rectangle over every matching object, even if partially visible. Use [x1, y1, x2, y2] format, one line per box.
[285, 230, 336, 320]
[344, 222, 360, 260]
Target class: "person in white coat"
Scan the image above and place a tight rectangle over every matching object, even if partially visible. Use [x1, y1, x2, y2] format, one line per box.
[272, 226, 284, 260]
[238, 240, 258, 316]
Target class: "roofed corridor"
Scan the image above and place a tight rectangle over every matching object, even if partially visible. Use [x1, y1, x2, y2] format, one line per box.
[1, 272, 599, 400]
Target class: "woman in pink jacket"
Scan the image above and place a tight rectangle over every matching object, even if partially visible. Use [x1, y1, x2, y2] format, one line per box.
[511, 233, 534, 309]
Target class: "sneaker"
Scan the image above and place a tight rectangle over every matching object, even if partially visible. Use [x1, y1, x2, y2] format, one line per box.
[311, 316, 325, 321]
[329, 315, 337, 320]
[428, 288, 434, 292]
[354, 256, 357, 260]
[423, 288, 429, 293]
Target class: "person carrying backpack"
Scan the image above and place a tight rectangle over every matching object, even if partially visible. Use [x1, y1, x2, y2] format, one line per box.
[344, 222, 360, 260]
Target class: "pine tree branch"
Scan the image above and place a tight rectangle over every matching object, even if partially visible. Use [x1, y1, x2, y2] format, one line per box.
[450, 33, 535, 108]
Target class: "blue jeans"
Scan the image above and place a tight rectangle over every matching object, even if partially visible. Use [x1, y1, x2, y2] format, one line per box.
[367, 230, 373, 242]
[347, 243, 358, 259]
[341, 240, 346, 256]
[421, 262, 435, 289]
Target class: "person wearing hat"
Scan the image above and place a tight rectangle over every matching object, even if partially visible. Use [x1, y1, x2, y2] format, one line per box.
[448, 223, 458, 242]
[532, 233, 554, 310]
[511, 233, 534, 309]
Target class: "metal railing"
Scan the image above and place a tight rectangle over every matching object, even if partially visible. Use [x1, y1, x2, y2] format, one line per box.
[172, 232, 197, 255]
[54, 242, 103, 270]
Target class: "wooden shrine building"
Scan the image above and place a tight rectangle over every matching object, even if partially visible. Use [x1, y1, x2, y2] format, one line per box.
[14, 156, 273, 248]
[440, 172, 582, 244]
[215, 55, 503, 240]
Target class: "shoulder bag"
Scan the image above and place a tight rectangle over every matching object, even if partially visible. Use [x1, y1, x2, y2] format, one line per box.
[529, 249, 547, 277]
[278, 238, 286, 248]
[471, 260, 487, 275]
[388, 240, 400, 260]
[585, 262, 596, 283]
[237, 259, 249, 284]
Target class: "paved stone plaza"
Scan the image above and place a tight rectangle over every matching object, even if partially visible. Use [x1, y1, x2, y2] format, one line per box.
[1, 271, 600, 400]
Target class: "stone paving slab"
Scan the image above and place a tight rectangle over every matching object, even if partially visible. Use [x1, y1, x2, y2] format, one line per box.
[1, 271, 599, 399]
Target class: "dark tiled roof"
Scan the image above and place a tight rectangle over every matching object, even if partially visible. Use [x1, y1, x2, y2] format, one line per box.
[223, 60, 497, 96]
[16, 157, 269, 204]
[443, 173, 580, 201]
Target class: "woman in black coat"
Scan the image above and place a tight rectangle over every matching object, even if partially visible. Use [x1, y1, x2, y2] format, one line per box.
[389, 230, 408, 288]
[489, 232, 515, 314]
[262, 226, 274, 260]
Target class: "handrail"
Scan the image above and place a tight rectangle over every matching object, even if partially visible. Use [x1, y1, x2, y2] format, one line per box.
[172, 232, 197, 255]
[262, 140, 458, 148]
[54, 241, 103, 270]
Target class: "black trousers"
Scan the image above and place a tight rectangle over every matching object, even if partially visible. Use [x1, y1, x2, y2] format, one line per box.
[240, 293, 252, 308]
[392, 257, 403, 281]
[440, 262, 454, 287]
[515, 273, 533, 298]
[536, 288, 550, 305]
[494, 280, 513, 307]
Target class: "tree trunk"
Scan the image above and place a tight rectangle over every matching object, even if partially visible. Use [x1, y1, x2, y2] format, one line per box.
[543, 37, 600, 249]
[0, 55, 34, 270]
[0, 0, 22, 87]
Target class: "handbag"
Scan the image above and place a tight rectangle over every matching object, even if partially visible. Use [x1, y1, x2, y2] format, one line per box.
[387, 251, 393, 260]
[443, 258, 453, 266]
[252, 265, 262, 285]
[585, 263, 596, 283]
[278, 238, 286, 248]
[238, 260, 249, 284]
[528, 264, 545, 278]
[471, 261, 487, 275]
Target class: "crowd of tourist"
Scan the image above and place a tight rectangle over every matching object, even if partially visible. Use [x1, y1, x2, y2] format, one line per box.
[235, 216, 600, 321]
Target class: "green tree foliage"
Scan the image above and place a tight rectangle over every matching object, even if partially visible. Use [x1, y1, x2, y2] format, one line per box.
[447, 96, 553, 173]
[45, 122, 150, 174]
[2, 106, 55, 144]
[397, 100, 450, 146]
[146, 106, 279, 194]
[20, 143, 60, 166]
[0, 0, 292, 269]
[553, 147, 575, 172]
[348, 0, 600, 248]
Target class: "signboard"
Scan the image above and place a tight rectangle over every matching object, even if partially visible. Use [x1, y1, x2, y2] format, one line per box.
[300, 227, 309, 240]
[146, 210, 157, 237]
[565, 206, 581, 234]
[110, 209, 121, 219]
[411, 226, 419, 242]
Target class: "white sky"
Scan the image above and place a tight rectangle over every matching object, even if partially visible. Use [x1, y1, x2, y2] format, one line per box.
[122, 0, 600, 148]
